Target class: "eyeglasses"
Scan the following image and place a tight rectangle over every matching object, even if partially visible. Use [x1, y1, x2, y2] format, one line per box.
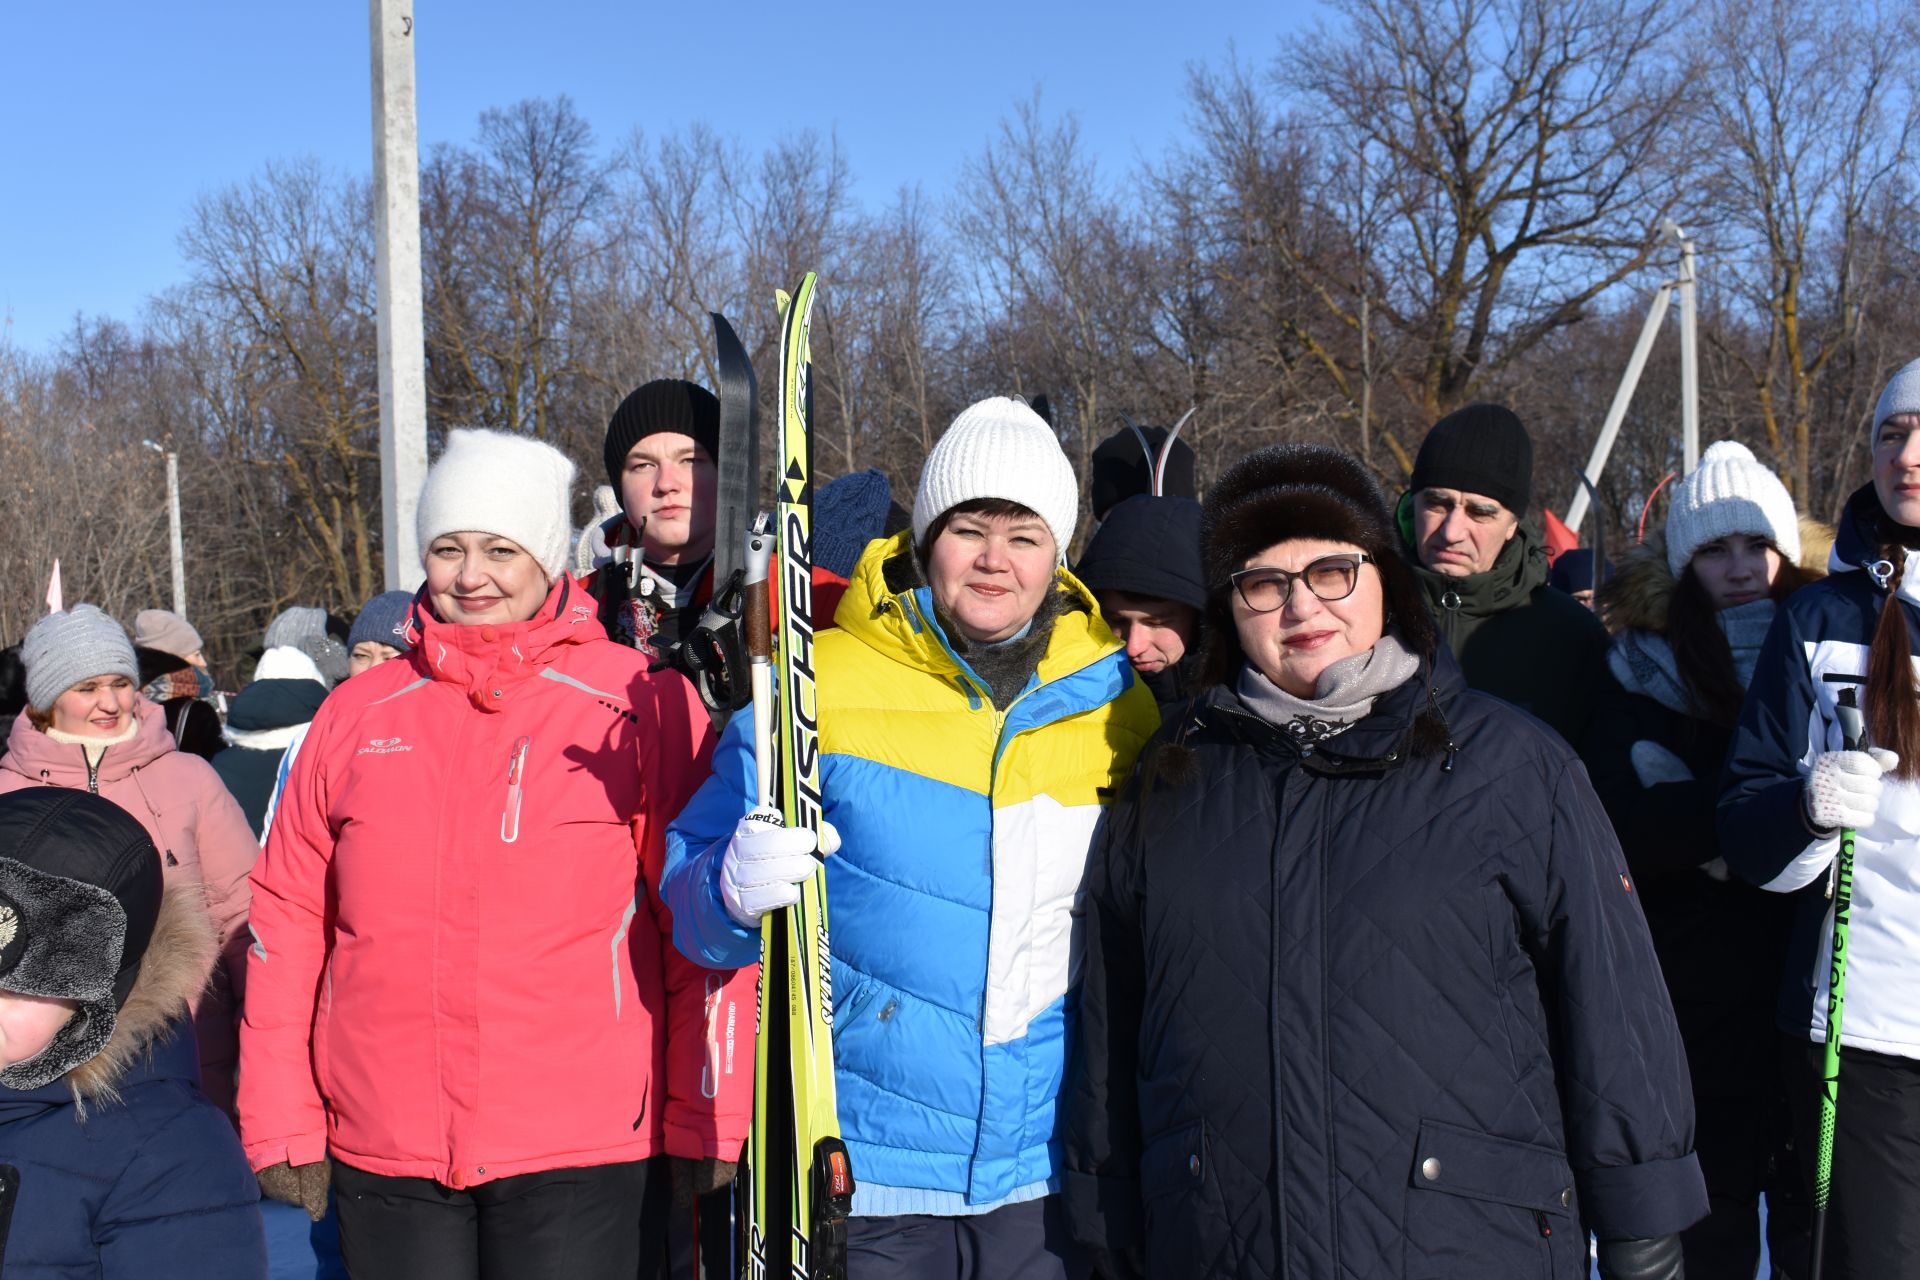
[1230, 553, 1374, 613]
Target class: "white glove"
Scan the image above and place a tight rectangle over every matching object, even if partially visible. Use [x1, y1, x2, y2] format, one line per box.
[717, 805, 839, 928]
[1805, 748, 1900, 832]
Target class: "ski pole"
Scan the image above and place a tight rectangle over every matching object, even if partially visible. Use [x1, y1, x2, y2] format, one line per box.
[1809, 675, 1868, 1280]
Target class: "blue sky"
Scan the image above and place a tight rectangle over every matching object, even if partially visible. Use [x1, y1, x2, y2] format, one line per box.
[0, 1, 1310, 355]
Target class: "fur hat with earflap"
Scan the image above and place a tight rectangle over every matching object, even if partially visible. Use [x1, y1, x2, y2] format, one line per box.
[1198, 444, 1438, 688]
[416, 428, 579, 581]
[0, 789, 217, 1101]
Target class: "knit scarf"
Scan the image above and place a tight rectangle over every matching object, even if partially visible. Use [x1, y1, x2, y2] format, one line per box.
[1233, 631, 1422, 743]
[1607, 598, 1774, 716]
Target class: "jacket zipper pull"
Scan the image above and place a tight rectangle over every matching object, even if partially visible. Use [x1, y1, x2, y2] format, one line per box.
[500, 736, 530, 843]
[1535, 1209, 1552, 1239]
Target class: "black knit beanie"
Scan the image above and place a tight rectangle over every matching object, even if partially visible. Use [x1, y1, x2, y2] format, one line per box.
[603, 380, 722, 490]
[1198, 443, 1437, 686]
[1409, 403, 1533, 516]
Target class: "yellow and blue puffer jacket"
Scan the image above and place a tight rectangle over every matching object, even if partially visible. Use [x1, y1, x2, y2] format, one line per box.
[662, 530, 1158, 1215]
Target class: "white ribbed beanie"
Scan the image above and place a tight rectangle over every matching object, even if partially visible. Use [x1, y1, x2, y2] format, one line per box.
[1665, 441, 1801, 575]
[416, 428, 577, 579]
[1874, 357, 1920, 429]
[911, 397, 1079, 560]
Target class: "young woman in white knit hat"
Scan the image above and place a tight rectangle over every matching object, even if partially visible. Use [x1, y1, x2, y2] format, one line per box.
[1587, 440, 1825, 1277]
[0, 604, 259, 1119]
[1720, 358, 1920, 1278]
[238, 428, 754, 1279]
[663, 397, 1159, 1277]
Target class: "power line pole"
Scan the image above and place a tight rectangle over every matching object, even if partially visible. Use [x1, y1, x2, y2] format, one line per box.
[370, 0, 428, 590]
[143, 440, 187, 617]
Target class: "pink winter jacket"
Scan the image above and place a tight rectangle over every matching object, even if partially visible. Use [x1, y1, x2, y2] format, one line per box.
[0, 699, 258, 1113]
[238, 577, 754, 1187]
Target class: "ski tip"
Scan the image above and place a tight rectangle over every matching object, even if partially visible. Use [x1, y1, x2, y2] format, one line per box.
[775, 288, 793, 315]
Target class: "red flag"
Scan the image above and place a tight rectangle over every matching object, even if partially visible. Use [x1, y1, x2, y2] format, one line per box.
[1543, 510, 1580, 563]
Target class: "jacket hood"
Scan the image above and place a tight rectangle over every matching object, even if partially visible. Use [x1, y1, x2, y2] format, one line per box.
[1606, 515, 1834, 636]
[0, 881, 216, 1115]
[1, 696, 177, 788]
[1399, 503, 1546, 619]
[835, 530, 1123, 687]
[411, 573, 608, 710]
[224, 678, 328, 735]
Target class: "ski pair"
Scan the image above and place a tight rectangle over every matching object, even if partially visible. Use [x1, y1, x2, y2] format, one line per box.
[736, 272, 854, 1280]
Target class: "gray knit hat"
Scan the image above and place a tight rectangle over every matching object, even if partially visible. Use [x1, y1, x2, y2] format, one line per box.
[20, 606, 139, 714]
[348, 591, 417, 654]
[263, 607, 350, 687]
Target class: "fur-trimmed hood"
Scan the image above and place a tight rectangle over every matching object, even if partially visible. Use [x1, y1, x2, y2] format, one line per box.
[61, 882, 217, 1105]
[1602, 514, 1834, 636]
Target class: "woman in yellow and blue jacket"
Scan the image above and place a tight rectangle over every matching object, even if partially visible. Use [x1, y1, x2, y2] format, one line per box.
[662, 397, 1158, 1278]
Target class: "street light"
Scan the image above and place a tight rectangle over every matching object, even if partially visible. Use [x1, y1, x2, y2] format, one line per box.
[142, 440, 187, 618]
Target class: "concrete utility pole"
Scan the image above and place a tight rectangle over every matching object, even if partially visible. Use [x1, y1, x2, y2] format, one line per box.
[371, 0, 428, 590]
[143, 440, 187, 618]
[1563, 220, 1702, 534]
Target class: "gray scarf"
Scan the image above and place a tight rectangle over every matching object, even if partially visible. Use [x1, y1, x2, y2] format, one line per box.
[1233, 631, 1422, 743]
[1607, 598, 1774, 715]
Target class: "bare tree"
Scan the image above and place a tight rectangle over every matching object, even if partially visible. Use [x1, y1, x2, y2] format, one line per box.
[1697, 0, 1918, 505]
[1283, 0, 1694, 432]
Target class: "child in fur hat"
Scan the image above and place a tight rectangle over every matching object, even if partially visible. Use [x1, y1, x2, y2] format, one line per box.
[0, 788, 265, 1278]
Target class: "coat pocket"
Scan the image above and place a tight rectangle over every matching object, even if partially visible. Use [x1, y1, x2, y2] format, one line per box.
[1402, 1119, 1578, 1280]
[1141, 1120, 1231, 1278]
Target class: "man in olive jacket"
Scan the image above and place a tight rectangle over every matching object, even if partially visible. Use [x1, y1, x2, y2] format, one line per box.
[1396, 403, 1609, 747]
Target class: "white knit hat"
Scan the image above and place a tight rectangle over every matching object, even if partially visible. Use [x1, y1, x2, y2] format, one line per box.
[911, 397, 1079, 560]
[1874, 357, 1920, 429]
[1665, 441, 1801, 575]
[416, 428, 577, 579]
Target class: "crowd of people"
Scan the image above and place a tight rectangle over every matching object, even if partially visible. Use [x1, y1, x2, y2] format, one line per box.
[1, 356, 1918, 1280]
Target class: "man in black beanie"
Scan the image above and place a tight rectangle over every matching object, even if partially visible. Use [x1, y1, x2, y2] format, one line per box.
[1074, 494, 1207, 705]
[1396, 403, 1608, 746]
[584, 378, 723, 663]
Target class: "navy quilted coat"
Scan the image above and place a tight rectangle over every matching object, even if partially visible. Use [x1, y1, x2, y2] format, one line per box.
[0, 1019, 264, 1278]
[1063, 658, 1707, 1279]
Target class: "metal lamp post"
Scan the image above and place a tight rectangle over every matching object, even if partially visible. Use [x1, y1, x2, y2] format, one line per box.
[142, 440, 187, 618]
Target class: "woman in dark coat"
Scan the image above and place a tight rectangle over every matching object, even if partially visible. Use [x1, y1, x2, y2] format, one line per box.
[1586, 442, 1822, 1277]
[1063, 445, 1707, 1280]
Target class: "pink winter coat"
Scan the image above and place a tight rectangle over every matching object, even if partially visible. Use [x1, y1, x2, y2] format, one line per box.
[238, 577, 754, 1187]
[0, 699, 258, 1113]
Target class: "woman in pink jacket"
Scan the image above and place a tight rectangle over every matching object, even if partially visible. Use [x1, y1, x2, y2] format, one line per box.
[239, 428, 753, 1280]
[0, 603, 258, 1114]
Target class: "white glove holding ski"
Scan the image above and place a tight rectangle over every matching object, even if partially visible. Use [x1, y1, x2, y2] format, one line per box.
[717, 805, 839, 929]
[1805, 748, 1900, 832]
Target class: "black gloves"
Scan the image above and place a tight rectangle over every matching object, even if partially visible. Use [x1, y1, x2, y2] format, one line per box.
[1595, 1233, 1684, 1280]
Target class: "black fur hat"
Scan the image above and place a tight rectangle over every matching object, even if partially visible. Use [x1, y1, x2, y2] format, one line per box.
[1198, 443, 1437, 687]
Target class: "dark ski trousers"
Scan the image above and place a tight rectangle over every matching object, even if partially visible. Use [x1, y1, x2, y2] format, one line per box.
[1679, 1043, 1808, 1278]
[848, 1195, 1089, 1280]
[333, 1156, 665, 1280]
[1784, 1037, 1920, 1280]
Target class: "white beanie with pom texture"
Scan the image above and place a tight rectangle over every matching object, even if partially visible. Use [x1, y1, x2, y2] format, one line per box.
[1665, 441, 1801, 576]
[912, 397, 1079, 560]
[417, 428, 577, 579]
